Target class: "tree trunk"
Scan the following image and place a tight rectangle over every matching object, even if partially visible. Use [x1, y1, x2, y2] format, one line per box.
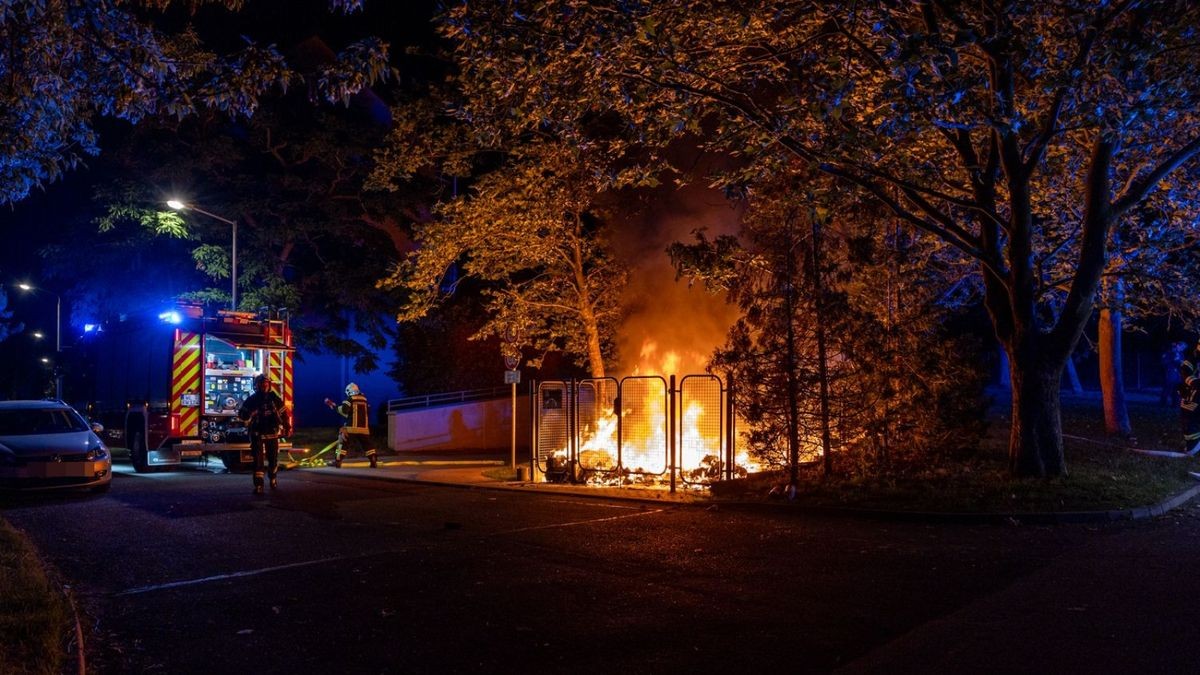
[1099, 304, 1132, 437]
[570, 225, 606, 380]
[1007, 343, 1068, 477]
[994, 139, 1113, 477]
[582, 316, 605, 379]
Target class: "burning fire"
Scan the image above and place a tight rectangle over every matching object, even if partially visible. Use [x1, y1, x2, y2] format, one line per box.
[546, 339, 753, 487]
[632, 339, 702, 377]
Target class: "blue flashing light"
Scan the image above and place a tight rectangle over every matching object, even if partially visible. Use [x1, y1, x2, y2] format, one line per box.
[158, 310, 182, 325]
[83, 323, 97, 333]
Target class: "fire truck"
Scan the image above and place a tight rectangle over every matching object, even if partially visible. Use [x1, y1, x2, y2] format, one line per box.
[81, 305, 299, 473]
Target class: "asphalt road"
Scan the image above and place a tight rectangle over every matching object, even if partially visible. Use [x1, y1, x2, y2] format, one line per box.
[3, 461, 1199, 674]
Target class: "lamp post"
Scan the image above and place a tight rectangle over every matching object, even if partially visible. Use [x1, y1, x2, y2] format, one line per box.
[167, 200, 238, 311]
[17, 282, 62, 399]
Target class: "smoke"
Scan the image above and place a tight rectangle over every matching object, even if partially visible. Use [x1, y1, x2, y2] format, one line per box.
[610, 180, 742, 377]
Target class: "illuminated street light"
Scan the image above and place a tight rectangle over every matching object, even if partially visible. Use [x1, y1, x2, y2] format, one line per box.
[167, 199, 239, 311]
[18, 282, 62, 399]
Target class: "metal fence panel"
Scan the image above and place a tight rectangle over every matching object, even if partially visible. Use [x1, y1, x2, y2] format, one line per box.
[577, 378, 619, 471]
[535, 381, 572, 472]
[679, 374, 725, 485]
[617, 376, 668, 475]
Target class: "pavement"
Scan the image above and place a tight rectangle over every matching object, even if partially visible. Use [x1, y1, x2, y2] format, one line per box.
[296, 449, 1200, 524]
[304, 451, 713, 504]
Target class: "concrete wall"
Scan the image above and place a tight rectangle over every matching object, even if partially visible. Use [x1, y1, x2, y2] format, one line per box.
[388, 396, 531, 452]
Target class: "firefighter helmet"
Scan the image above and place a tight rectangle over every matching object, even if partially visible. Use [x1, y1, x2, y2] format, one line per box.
[254, 374, 272, 392]
[345, 382, 360, 397]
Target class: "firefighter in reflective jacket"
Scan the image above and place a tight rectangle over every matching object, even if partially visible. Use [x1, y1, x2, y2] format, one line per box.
[325, 382, 377, 468]
[239, 375, 292, 494]
[1180, 340, 1200, 455]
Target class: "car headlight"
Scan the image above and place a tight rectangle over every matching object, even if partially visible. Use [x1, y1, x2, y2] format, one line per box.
[86, 438, 109, 461]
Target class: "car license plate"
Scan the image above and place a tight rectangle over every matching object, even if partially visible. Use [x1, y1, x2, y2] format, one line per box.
[27, 462, 99, 478]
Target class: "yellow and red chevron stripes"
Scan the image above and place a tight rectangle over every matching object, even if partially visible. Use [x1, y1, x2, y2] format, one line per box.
[269, 350, 295, 414]
[283, 351, 293, 409]
[171, 331, 202, 437]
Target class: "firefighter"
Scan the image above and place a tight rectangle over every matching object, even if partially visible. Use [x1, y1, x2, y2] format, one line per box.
[238, 374, 292, 494]
[324, 382, 377, 468]
[1180, 339, 1200, 455]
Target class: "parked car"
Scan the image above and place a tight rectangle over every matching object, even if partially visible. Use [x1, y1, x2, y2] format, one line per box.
[0, 401, 112, 492]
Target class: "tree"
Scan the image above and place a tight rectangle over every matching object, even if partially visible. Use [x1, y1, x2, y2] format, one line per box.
[0, 0, 390, 205]
[39, 85, 418, 373]
[441, 0, 1200, 476]
[671, 178, 987, 479]
[1093, 181, 1200, 437]
[379, 141, 628, 378]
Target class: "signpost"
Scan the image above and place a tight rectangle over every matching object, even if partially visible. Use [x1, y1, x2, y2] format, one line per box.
[504, 354, 520, 473]
[501, 325, 524, 477]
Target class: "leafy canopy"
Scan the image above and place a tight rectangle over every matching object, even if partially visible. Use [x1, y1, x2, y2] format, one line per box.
[440, 0, 1200, 476]
[381, 141, 628, 377]
[0, 0, 390, 204]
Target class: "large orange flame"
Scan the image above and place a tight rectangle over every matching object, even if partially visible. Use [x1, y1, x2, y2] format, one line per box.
[546, 338, 754, 487]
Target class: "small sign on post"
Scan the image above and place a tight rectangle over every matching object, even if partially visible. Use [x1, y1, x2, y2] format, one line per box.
[501, 326, 524, 475]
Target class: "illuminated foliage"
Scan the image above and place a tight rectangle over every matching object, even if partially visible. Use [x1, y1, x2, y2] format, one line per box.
[380, 141, 627, 378]
[441, 0, 1200, 476]
[0, 0, 390, 204]
[672, 179, 987, 475]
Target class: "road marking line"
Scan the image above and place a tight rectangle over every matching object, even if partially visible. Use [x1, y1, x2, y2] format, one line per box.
[116, 556, 345, 596]
[117, 509, 668, 595]
[494, 508, 665, 535]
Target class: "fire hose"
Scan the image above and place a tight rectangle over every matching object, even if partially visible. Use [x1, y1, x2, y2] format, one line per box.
[286, 438, 339, 468]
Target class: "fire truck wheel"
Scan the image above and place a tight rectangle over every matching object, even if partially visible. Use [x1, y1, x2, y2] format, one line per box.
[130, 432, 153, 473]
[220, 452, 248, 472]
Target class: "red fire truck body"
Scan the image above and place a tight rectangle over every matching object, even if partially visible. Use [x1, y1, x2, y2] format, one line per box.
[84, 306, 297, 472]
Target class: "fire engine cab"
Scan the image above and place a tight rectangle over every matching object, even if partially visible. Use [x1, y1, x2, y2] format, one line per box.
[82, 305, 298, 473]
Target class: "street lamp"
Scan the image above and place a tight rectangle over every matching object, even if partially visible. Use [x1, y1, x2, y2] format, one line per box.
[167, 199, 238, 311]
[17, 282, 62, 399]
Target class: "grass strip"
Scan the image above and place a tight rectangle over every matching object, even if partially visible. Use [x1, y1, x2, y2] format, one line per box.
[0, 518, 67, 675]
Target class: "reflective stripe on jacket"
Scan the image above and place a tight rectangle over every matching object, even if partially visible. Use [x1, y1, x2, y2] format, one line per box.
[337, 394, 370, 434]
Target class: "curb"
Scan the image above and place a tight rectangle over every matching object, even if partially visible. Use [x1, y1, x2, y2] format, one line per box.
[62, 583, 86, 675]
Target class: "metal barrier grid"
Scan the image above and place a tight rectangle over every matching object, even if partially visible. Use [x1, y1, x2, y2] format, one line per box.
[535, 381, 572, 472]
[618, 376, 668, 475]
[678, 375, 725, 485]
[577, 378, 619, 471]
